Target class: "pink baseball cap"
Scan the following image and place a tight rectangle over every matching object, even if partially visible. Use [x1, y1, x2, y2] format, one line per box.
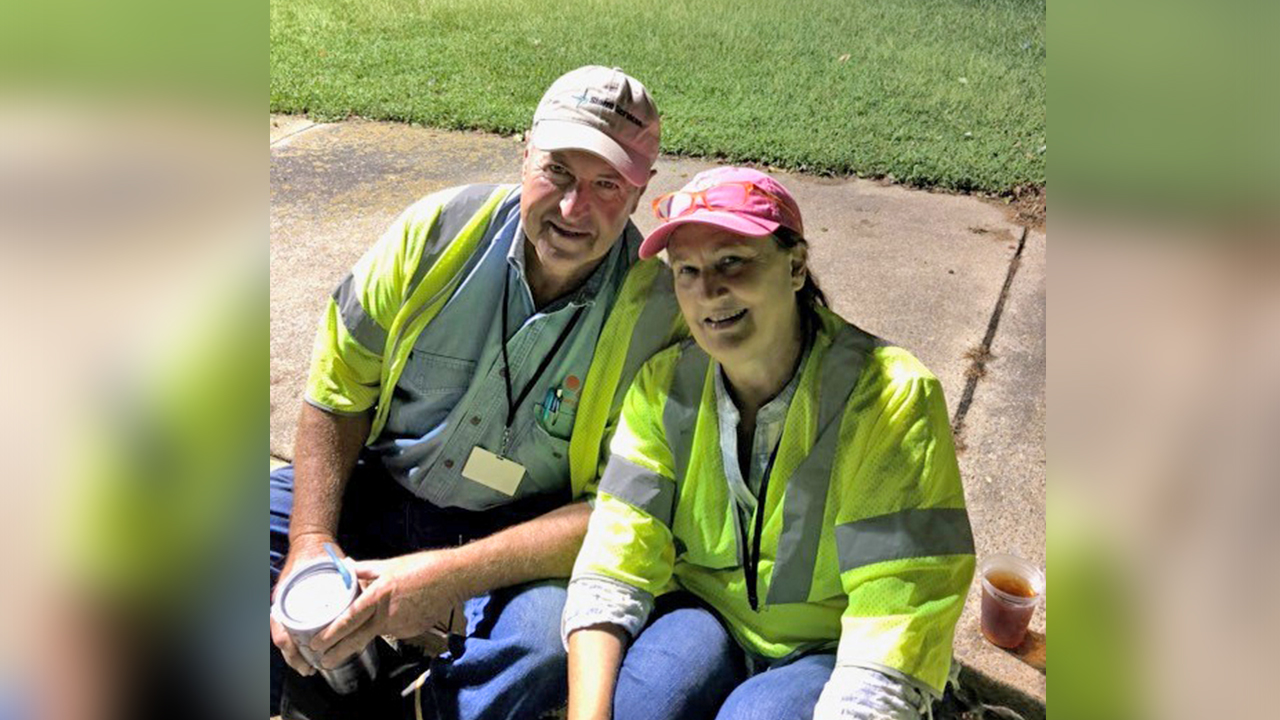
[530, 66, 661, 187]
[639, 167, 804, 259]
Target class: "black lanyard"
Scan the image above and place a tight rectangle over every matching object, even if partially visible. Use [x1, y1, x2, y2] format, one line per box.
[498, 271, 585, 454]
[739, 440, 782, 612]
[736, 331, 810, 612]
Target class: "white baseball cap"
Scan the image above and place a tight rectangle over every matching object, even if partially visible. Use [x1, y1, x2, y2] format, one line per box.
[530, 66, 661, 187]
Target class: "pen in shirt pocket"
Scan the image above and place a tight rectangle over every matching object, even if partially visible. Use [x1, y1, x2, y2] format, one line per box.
[540, 387, 558, 422]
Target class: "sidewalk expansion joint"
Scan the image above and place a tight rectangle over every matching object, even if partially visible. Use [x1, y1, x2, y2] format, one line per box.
[271, 120, 321, 148]
[951, 225, 1029, 448]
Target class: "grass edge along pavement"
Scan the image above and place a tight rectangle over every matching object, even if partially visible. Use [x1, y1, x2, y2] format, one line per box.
[270, 0, 1046, 196]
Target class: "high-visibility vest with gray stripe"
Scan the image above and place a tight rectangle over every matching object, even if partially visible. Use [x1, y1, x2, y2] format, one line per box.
[305, 183, 686, 498]
[575, 306, 975, 694]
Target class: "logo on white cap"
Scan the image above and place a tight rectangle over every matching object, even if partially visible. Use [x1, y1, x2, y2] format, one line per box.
[530, 66, 660, 186]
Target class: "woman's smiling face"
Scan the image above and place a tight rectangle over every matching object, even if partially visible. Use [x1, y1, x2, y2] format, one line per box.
[666, 223, 805, 368]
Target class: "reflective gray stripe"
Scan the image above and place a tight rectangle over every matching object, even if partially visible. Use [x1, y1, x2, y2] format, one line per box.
[598, 455, 675, 526]
[662, 342, 710, 491]
[406, 184, 510, 293]
[391, 185, 514, 358]
[332, 273, 388, 353]
[611, 265, 680, 412]
[835, 508, 974, 573]
[334, 185, 509, 358]
[767, 324, 879, 604]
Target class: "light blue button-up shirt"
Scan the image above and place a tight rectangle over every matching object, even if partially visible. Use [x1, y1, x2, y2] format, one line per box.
[370, 191, 637, 510]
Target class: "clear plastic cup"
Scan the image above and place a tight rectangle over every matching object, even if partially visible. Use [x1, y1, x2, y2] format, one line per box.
[978, 553, 1044, 649]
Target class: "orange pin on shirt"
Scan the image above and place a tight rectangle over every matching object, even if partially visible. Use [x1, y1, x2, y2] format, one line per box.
[561, 375, 581, 406]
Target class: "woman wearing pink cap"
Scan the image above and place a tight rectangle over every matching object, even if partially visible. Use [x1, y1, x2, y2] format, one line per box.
[561, 168, 975, 720]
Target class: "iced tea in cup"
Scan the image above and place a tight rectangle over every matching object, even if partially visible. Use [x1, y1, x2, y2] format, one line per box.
[978, 553, 1044, 649]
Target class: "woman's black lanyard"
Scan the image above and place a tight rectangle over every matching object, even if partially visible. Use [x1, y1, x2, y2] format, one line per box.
[498, 271, 585, 456]
[737, 322, 810, 612]
[740, 441, 782, 612]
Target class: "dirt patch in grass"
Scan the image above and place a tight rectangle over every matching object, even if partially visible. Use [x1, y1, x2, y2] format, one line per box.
[980, 183, 1045, 232]
[1010, 184, 1046, 231]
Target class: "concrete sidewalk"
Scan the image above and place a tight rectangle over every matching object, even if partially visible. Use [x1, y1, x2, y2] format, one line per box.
[270, 115, 1046, 713]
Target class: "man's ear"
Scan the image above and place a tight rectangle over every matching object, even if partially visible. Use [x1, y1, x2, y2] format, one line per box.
[625, 168, 657, 215]
[636, 168, 658, 199]
[629, 184, 651, 214]
[790, 243, 809, 291]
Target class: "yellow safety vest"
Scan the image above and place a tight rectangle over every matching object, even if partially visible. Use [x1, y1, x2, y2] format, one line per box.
[574, 307, 975, 694]
[305, 184, 686, 498]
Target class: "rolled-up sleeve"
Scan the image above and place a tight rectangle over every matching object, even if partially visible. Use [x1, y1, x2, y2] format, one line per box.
[561, 575, 655, 648]
[813, 665, 931, 720]
[565, 359, 680, 644]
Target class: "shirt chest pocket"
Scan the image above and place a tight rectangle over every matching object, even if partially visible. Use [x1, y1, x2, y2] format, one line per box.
[398, 351, 477, 400]
[535, 397, 577, 442]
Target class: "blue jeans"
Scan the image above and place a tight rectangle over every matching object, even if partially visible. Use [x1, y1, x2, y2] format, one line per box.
[270, 462, 570, 719]
[613, 593, 836, 720]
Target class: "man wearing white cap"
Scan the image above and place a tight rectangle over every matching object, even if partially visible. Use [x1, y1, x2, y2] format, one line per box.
[269, 66, 683, 718]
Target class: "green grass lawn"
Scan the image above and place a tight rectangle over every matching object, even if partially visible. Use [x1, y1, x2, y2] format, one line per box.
[271, 0, 1044, 194]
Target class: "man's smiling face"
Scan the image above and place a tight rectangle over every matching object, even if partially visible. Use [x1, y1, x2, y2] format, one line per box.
[519, 146, 644, 282]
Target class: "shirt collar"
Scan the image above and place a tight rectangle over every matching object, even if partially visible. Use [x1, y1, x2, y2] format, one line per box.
[713, 341, 808, 428]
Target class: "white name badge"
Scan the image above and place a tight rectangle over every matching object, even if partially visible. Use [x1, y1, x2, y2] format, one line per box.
[461, 447, 526, 496]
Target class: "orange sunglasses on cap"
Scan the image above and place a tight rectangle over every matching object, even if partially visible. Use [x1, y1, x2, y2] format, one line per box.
[651, 181, 799, 226]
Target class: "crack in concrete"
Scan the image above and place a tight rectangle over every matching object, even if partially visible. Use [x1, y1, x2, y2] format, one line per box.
[270, 120, 321, 148]
[951, 225, 1030, 446]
